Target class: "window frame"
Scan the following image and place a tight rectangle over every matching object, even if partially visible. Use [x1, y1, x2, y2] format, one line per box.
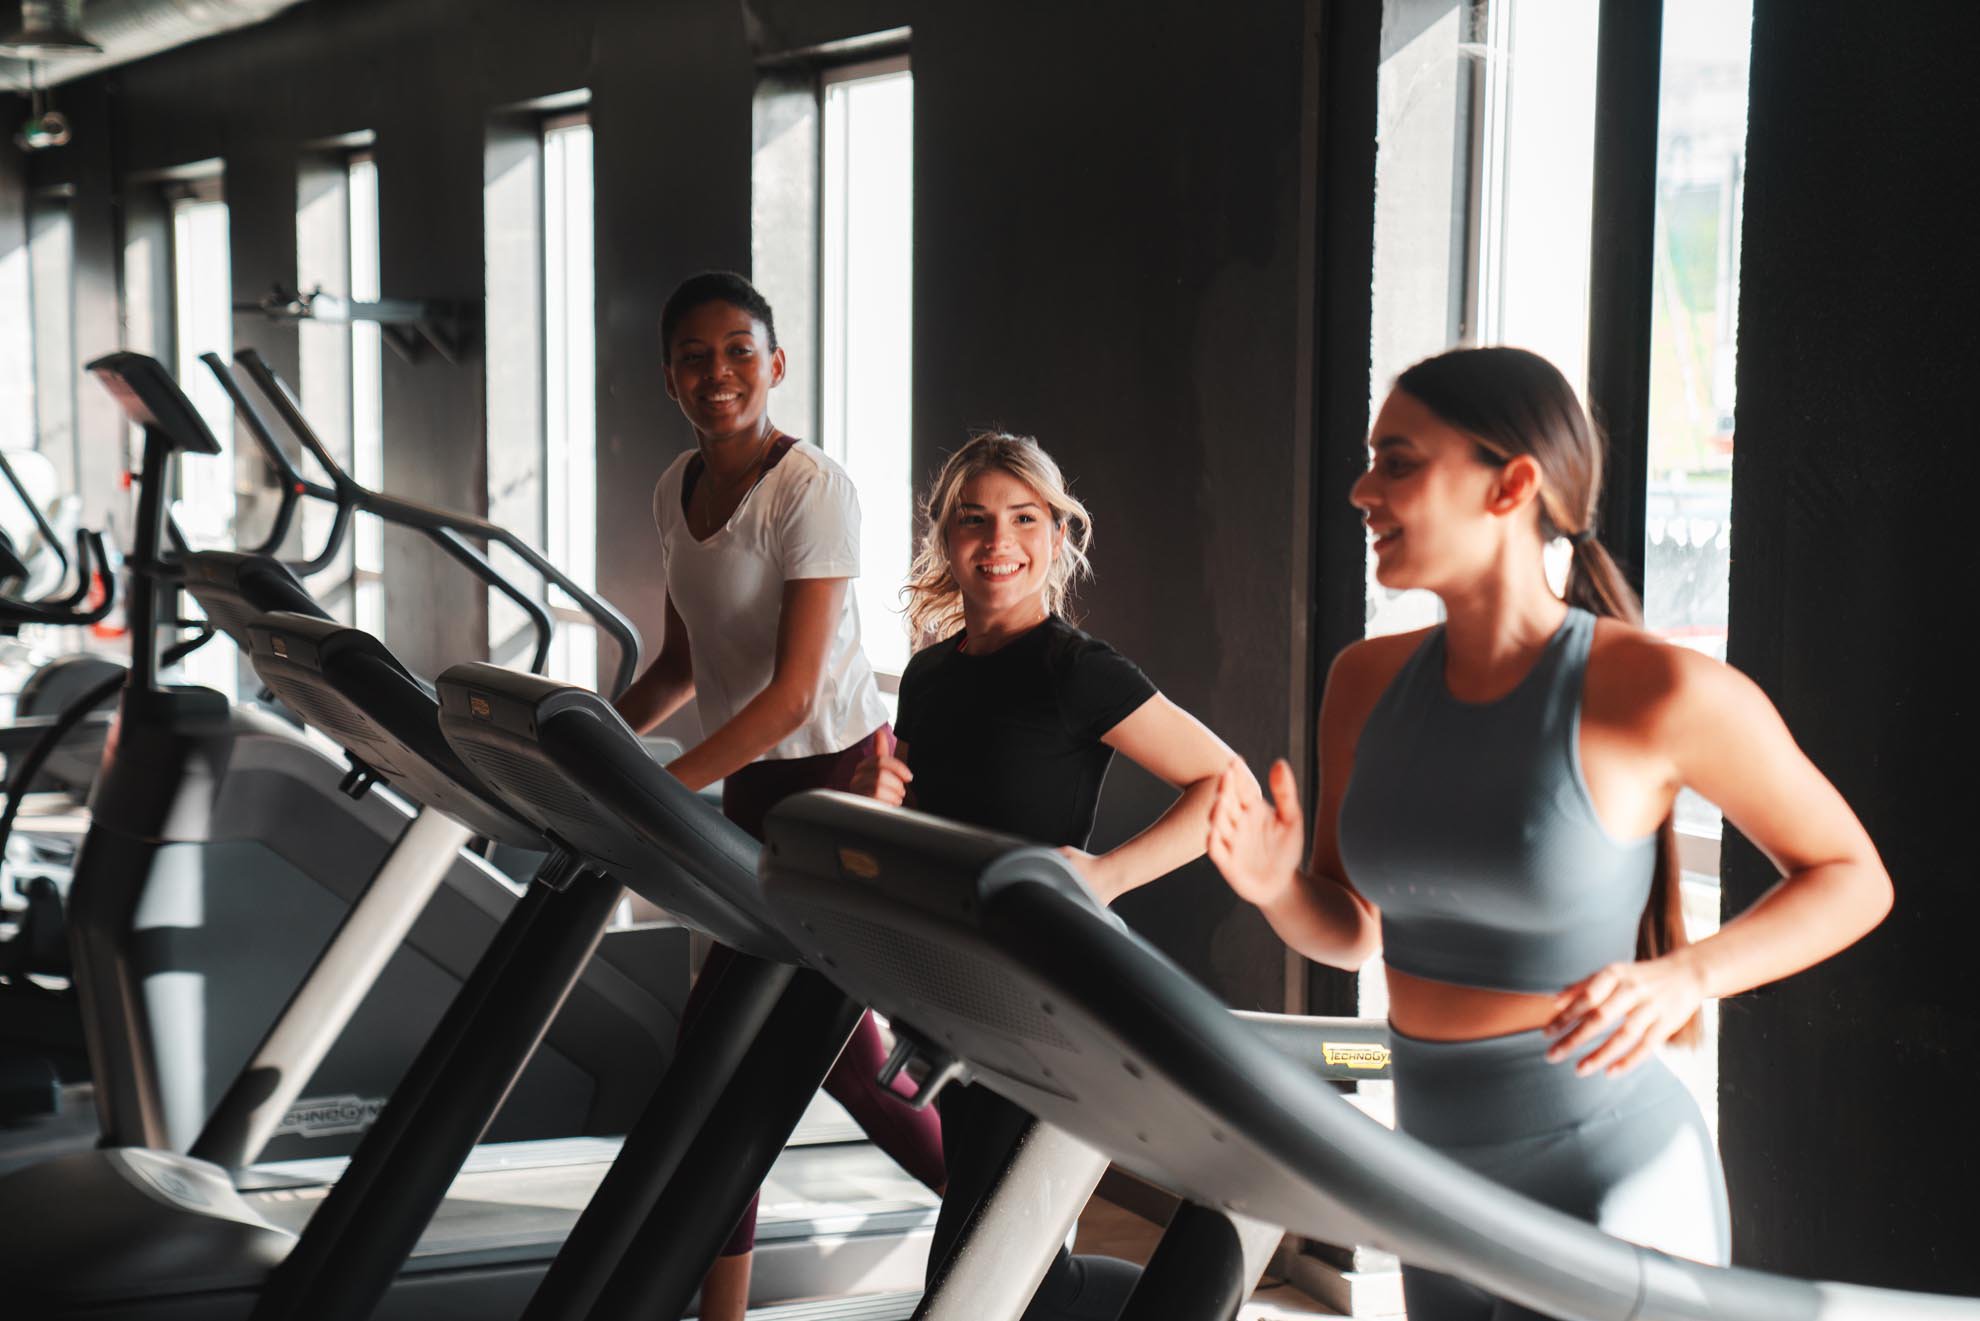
[1333, 0, 1749, 1019]
[24, 185, 79, 488]
[538, 109, 599, 686]
[295, 141, 383, 631]
[346, 148, 386, 637]
[813, 53, 915, 689]
[163, 168, 237, 698]
[482, 96, 599, 689]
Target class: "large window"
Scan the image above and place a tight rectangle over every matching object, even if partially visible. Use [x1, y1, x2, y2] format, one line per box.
[25, 193, 76, 487]
[6, 192, 95, 701]
[169, 175, 236, 699]
[0, 207, 29, 452]
[1638, 0, 1753, 1124]
[1364, 1, 1488, 641]
[542, 116, 598, 686]
[1354, 2, 1752, 1123]
[754, 49, 915, 686]
[1644, 3, 1749, 676]
[821, 59, 914, 678]
[297, 146, 384, 635]
[485, 105, 597, 688]
[1365, 0, 1599, 641]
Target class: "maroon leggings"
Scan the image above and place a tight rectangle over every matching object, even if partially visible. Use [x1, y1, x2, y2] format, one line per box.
[689, 728, 946, 1257]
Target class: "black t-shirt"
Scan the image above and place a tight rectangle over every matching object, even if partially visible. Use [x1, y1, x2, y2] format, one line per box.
[892, 615, 1157, 849]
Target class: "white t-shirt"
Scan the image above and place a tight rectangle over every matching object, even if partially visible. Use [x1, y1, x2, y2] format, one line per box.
[653, 440, 889, 761]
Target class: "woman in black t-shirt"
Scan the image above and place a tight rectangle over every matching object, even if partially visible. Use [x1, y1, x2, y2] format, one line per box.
[852, 432, 1239, 1319]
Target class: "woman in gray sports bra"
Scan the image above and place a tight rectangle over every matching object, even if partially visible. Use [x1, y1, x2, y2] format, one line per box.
[1206, 347, 1894, 1320]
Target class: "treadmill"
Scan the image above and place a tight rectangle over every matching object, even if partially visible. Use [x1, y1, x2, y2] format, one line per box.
[0, 355, 679, 1318]
[206, 647, 941, 1320]
[756, 791, 1980, 1321]
[357, 661, 1377, 1321]
[0, 349, 677, 1176]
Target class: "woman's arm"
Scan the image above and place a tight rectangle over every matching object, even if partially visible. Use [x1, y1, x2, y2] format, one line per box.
[661, 577, 848, 792]
[614, 593, 696, 734]
[1056, 695, 1237, 903]
[1548, 644, 1892, 1075]
[1206, 642, 1391, 969]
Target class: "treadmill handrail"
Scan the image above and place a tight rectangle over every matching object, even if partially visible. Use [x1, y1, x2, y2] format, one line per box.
[0, 529, 116, 627]
[426, 528, 555, 676]
[200, 351, 355, 574]
[0, 447, 69, 591]
[758, 792, 1980, 1321]
[233, 347, 640, 697]
[432, 662, 784, 957]
[43, 528, 111, 613]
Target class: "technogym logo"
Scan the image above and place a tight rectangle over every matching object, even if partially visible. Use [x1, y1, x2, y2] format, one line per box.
[1321, 1042, 1392, 1071]
[276, 1094, 387, 1138]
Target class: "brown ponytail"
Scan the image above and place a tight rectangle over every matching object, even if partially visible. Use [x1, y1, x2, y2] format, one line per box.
[1396, 348, 1700, 1047]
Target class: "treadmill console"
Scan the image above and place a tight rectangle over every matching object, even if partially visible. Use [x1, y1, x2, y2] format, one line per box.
[86, 352, 224, 455]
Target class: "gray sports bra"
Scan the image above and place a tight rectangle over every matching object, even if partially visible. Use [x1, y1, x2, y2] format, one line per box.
[1337, 608, 1656, 994]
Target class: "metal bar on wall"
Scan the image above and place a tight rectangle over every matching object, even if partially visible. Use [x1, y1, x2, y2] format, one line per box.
[1586, 0, 1664, 600]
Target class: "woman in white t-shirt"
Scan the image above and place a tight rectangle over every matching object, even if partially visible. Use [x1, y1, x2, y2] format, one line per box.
[614, 272, 942, 1321]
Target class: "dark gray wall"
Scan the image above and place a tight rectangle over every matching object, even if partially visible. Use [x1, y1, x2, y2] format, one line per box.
[910, 0, 1311, 1008]
[1723, 0, 1980, 1292]
[19, 0, 1318, 1005]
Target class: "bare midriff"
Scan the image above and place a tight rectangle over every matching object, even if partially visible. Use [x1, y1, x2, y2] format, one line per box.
[1383, 964, 1561, 1041]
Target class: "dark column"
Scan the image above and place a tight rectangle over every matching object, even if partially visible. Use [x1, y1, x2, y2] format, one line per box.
[1586, 0, 1662, 596]
[589, 0, 754, 678]
[223, 142, 303, 573]
[1722, 0, 1980, 1291]
[1302, 0, 1380, 1017]
[374, 72, 491, 676]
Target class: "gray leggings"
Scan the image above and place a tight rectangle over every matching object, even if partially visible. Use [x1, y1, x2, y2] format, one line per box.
[1391, 1026, 1730, 1321]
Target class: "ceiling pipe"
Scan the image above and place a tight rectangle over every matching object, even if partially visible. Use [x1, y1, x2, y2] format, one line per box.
[1, 1, 102, 57]
[1, 0, 309, 93]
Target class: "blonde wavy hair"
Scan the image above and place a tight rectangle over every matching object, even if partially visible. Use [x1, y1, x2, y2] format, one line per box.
[901, 432, 1095, 645]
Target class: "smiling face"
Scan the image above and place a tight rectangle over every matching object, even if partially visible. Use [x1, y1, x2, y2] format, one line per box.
[1352, 387, 1540, 594]
[662, 299, 786, 442]
[947, 468, 1064, 625]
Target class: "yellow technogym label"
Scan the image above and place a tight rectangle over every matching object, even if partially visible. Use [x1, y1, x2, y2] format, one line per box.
[837, 847, 880, 879]
[1321, 1042, 1391, 1070]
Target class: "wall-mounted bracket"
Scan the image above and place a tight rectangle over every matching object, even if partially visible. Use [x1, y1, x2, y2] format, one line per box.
[236, 284, 480, 365]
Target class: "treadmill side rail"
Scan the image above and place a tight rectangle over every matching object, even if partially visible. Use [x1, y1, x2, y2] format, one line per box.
[759, 792, 1980, 1321]
[191, 808, 477, 1169]
[915, 1119, 1109, 1321]
[0, 1147, 292, 1304]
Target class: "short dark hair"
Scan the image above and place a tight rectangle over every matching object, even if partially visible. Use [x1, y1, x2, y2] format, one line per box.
[660, 271, 778, 363]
